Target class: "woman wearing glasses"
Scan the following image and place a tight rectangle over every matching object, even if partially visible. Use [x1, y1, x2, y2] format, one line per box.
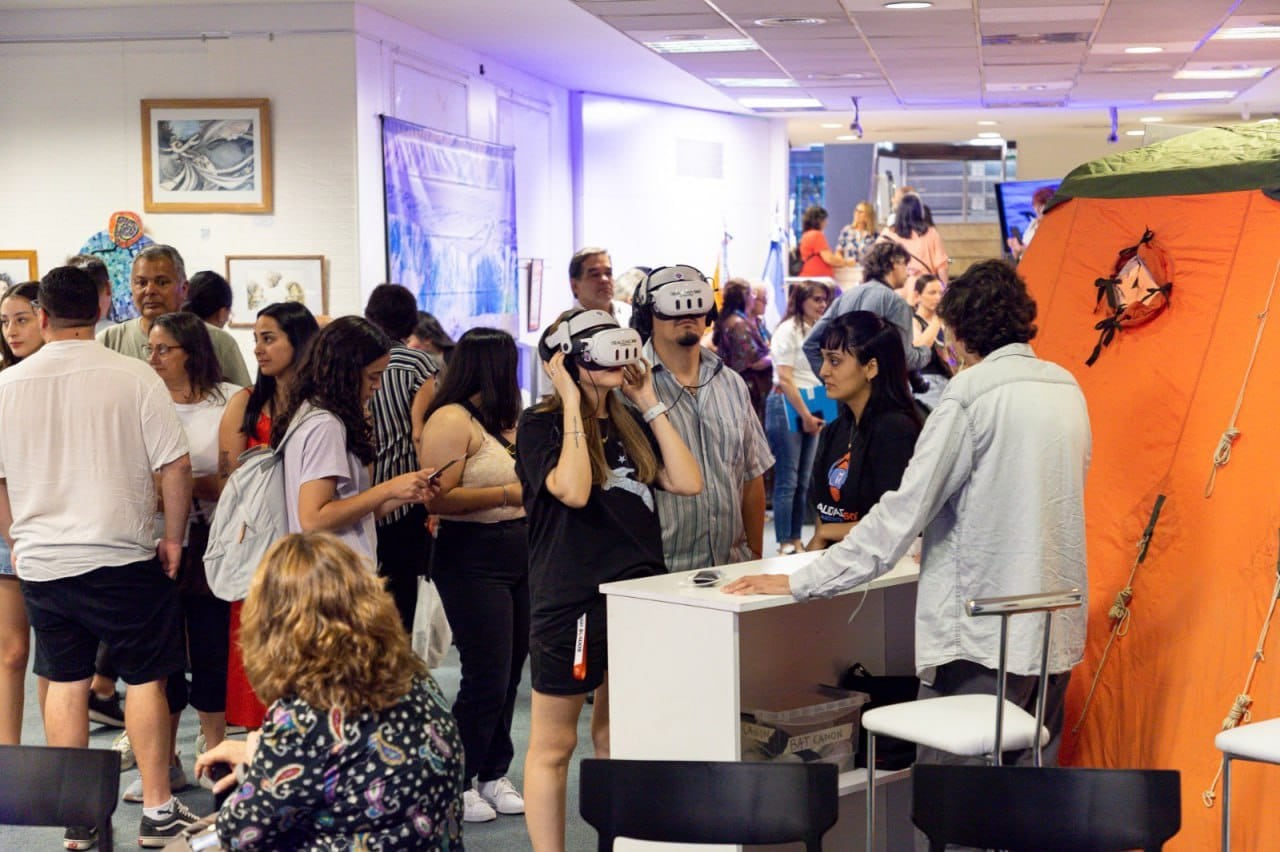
[0, 281, 43, 744]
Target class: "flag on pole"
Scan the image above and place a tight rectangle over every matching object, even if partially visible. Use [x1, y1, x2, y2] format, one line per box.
[762, 209, 787, 326]
[712, 227, 731, 308]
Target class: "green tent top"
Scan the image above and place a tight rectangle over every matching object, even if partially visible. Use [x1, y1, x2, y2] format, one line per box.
[1047, 122, 1280, 210]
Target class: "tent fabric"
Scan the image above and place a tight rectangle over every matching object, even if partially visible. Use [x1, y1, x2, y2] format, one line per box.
[1046, 123, 1280, 208]
[1021, 172, 1280, 849]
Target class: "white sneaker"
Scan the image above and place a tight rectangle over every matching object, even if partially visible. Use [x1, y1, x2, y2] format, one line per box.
[478, 777, 525, 815]
[123, 754, 189, 803]
[462, 788, 497, 822]
[112, 730, 135, 772]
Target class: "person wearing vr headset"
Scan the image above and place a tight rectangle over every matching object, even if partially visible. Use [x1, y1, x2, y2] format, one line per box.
[517, 308, 701, 852]
[632, 265, 774, 574]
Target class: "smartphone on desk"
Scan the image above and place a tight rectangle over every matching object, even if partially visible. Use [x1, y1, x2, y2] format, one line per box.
[691, 569, 724, 587]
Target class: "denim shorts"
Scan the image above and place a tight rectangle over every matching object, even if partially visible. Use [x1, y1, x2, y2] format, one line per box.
[0, 537, 12, 578]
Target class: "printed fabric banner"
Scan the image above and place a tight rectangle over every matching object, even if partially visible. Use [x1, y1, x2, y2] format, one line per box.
[382, 116, 518, 339]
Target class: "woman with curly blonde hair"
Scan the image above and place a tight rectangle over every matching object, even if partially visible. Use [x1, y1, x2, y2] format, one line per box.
[195, 533, 465, 850]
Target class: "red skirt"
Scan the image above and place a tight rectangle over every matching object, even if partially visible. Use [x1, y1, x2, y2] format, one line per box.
[225, 600, 266, 728]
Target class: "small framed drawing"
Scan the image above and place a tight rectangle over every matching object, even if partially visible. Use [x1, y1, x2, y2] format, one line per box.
[225, 255, 326, 328]
[0, 251, 38, 287]
[142, 98, 273, 214]
[527, 258, 543, 332]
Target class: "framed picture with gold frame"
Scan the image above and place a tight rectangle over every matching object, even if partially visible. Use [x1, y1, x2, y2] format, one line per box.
[141, 98, 273, 213]
[0, 251, 37, 287]
[225, 255, 326, 328]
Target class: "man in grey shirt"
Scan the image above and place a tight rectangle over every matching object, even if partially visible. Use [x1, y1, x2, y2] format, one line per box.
[633, 265, 773, 573]
[98, 244, 251, 387]
[729, 260, 1091, 768]
[803, 241, 933, 376]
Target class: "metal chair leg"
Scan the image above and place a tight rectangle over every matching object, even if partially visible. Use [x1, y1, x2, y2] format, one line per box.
[1221, 755, 1231, 852]
[866, 732, 877, 851]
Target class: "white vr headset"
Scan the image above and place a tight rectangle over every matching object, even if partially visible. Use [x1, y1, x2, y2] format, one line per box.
[637, 265, 715, 319]
[543, 309, 643, 370]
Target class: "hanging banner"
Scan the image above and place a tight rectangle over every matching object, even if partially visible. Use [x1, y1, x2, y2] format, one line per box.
[381, 115, 518, 339]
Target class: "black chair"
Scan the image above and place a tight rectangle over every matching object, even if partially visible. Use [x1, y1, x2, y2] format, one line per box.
[0, 744, 121, 849]
[912, 764, 1181, 852]
[580, 758, 837, 851]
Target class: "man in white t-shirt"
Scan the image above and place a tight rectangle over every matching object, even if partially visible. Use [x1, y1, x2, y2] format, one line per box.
[0, 266, 202, 846]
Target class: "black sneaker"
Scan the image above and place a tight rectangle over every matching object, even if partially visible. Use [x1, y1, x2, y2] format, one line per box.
[138, 798, 201, 848]
[63, 826, 97, 850]
[88, 690, 126, 728]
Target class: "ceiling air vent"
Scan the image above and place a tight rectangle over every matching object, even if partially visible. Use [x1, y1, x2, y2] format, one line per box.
[982, 32, 1089, 46]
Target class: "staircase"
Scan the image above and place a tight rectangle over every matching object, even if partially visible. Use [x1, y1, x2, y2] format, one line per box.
[935, 222, 1003, 277]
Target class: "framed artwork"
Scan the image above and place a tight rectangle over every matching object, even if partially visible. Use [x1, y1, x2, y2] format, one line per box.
[225, 255, 326, 328]
[0, 251, 38, 287]
[141, 98, 273, 214]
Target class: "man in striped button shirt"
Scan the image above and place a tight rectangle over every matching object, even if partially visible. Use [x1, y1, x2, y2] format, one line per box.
[365, 283, 439, 630]
[634, 265, 773, 574]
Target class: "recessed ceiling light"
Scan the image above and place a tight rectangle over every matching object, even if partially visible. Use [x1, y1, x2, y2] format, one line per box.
[738, 96, 823, 109]
[645, 37, 759, 54]
[1125, 129, 1146, 136]
[1125, 46, 1164, 54]
[806, 72, 868, 81]
[753, 17, 827, 27]
[835, 135, 860, 141]
[709, 77, 798, 88]
[820, 122, 843, 128]
[884, 1, 932, 9]
[1175, 66, 1271, 80]
[1153, 90, 1238, 100]
[1139, 116, 1164, 122]
[977, 131, 1003, 138]
[977, 120, 998, 126]
[1212, 25, 1280, 41]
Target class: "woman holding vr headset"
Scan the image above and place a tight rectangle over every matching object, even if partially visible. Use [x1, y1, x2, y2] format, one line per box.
[517, 307, 702, 851]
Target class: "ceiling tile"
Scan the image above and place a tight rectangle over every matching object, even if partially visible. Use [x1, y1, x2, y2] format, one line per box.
[846, 9, 974, 37]
[983, 63, 1080, 82]
[980, 5, 1103, 23]
[603, 13, 731, 30]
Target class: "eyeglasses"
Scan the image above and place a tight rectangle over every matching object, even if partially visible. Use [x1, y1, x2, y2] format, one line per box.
[142, 343, 184, 358]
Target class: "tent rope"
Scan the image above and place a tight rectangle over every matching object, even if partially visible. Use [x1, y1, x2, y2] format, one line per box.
[1202, 531, 1280, 808]
[1072, 495, 1165, 734]
[1205, 258, 1280, 498]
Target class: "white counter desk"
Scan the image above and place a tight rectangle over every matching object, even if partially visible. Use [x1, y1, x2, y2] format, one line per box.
[601, 552, 920, 851]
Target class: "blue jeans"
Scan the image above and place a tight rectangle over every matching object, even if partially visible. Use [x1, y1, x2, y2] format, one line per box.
[765, 391, 820, 545]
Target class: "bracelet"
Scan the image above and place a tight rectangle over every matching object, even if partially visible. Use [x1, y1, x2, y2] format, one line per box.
[500, 485, 509, 507]
[642, 403, 667, 424]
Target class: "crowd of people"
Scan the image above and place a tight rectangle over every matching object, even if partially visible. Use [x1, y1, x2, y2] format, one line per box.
[0, 196, 1088, 851]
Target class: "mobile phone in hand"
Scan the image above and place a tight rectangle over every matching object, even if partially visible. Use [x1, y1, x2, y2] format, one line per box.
[427, 458, 461, 484]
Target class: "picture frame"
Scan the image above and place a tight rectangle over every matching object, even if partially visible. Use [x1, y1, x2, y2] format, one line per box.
[0, 251, 38, 287]
[225, 255, 326, 328]
[142, 98, 273, 214]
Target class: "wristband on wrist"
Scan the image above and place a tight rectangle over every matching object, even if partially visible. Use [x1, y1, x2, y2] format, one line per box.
[500, 485, 509, 507]
[642, 403, 667, 424]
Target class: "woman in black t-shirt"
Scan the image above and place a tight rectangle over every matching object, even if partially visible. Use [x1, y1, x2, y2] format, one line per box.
[516, 308, 701, 851]
[809, 311, 923, 550]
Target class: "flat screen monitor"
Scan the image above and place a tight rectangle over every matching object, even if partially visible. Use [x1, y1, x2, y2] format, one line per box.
[995, 179, 1060, 258]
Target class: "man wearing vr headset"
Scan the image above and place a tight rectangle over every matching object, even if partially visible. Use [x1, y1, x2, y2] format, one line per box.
[569, 246, 631, 328]
[631, 265, 774, 574]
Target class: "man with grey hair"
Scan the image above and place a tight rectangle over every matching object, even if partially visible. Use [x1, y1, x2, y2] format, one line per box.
[98, 245, 250, 386]
[569, 247, 631, 327]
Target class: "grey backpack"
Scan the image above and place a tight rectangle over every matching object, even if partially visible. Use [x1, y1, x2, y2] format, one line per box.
[203, 409, 320, 601]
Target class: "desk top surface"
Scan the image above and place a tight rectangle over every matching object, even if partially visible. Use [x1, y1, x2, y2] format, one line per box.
[600, 551, 920, 613]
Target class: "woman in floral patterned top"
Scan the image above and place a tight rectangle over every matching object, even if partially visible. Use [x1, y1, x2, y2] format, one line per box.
[195, 533, 465, 850]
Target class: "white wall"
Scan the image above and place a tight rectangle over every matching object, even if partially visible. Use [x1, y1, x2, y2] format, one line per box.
[352, 5, 574, 348]
[0, 4, 361, 363]
[577, 93, 789, 291]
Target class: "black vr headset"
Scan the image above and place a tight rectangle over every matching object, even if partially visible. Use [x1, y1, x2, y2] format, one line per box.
[539, 308, 643, 380]
[630, 264, 717, 340]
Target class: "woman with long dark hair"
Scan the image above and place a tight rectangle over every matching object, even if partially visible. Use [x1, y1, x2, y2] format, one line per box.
[798, 205, 849, 278]
[0, 281, 41, 744]
[765, 279, 832, 554]
[712, 278, 772, 423]
[912, 274, 954, 408]
[419, 327, 529, 822]
[271, 316, 434, 563]
[519, 309, 701, 850]
[880, 191, 949, 285]
[216, 301, 320, 732]
[808, 311, 923, 550]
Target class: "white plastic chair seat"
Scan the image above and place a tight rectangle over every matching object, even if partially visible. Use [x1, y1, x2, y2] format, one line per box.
[1215, 717, 1280, 764]
[863, 694, 1049, 758]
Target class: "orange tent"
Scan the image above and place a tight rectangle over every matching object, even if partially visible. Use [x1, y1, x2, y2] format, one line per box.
[1019, 123, 1280, 850]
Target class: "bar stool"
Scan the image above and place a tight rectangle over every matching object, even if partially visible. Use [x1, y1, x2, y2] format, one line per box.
[861, 588, 1083, 851]
[1214, 716, 1280, 851]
